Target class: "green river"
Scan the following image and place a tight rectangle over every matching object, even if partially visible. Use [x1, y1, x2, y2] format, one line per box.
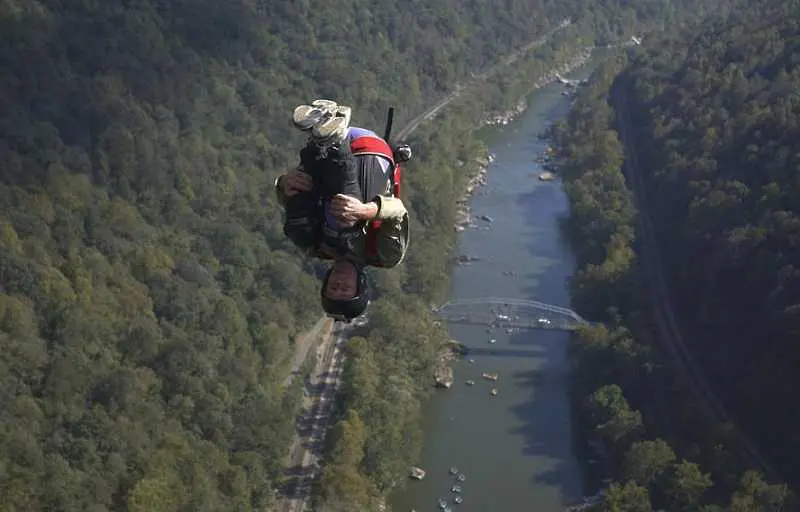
[391, 55, 605, 512]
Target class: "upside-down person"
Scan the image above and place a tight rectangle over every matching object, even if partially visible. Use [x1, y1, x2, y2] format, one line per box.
[274, 99, 412, 321]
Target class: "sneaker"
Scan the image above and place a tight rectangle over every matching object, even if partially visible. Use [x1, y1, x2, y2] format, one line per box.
[333, 104, 351, 124]
[311, 99, 338, 110]
[293, 104, 330, 131]
[312, 106, 351, 146]
[292, 100, 350, 136]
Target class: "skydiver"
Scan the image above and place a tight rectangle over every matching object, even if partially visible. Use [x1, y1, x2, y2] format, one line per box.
[274, 99, 412, 321]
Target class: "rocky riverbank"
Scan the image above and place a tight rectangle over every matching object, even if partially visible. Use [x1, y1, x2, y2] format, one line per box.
[433, 341, 468, 388]
[453, 153, 493, 232]
[451, 46, 595, 231]
[485, 46, 594, 127]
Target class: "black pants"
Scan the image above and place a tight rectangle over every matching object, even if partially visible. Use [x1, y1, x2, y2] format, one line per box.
[284, 146, 390, 251]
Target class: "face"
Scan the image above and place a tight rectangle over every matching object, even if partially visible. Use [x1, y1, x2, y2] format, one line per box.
[324, 261, 359, 300]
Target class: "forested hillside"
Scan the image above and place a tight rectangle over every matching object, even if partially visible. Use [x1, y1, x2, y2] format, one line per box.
[0, 0, 752, 510]
[0, 1, 609, 510]
[620, 8, 800, 485]
[551, 1, 800, 509]
[555, 53, 792, 511]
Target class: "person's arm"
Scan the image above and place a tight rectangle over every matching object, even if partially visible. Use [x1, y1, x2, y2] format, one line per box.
[372, 195, 410, 267]
[326, 193, 409, 266]
[327, 193, 406, 226]
[274, 168, 314, 208]
[370, 195, 407, 220]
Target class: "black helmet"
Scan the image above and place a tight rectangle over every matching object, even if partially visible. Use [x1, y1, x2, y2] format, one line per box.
[320, 263, 370, 321]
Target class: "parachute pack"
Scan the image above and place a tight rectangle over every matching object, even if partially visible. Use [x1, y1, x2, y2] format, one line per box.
[314, 107, 410, 266]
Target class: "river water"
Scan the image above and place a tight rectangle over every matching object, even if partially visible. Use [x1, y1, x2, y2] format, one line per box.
[390, 60, 602, 512]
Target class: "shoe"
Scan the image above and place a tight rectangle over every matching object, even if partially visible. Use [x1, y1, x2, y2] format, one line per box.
[311, 99, 338, 110]
[292, 99, 341, 132]
[293, 105, 329, 131]
[312, 106, 351, 146]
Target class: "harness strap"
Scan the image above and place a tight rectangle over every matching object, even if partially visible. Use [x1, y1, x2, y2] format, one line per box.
[350, 135, 395, 164]
[366, 220, 382, 262]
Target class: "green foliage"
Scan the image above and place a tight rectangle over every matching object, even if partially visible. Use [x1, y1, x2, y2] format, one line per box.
[552, 55, 639, 321]
[622, 439, 676, 488]
[319, 410, 377, 510]
[556, 6, 797, 508]
[599, 480, 652, 511]
[0, 0, 763, 509]
[316, 299, 443, 509]
[666, 460, 714, 511]
[622, 12, 800, 486]
[0, 0, 587, 509]
[728, 471, 791, 512]
[587, 385, 643, 451]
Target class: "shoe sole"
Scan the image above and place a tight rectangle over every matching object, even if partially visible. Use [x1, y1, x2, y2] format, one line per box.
[311, 99, 338, 110]
[312, 115, 349, 145]
[293, 105, 329, 131]
[293, 101, 352, 145]
[293, 99, 342, 131]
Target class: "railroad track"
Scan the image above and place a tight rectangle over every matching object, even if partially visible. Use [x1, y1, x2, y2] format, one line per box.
[277, 19, 577, 511]
[612, 76, 780, 483]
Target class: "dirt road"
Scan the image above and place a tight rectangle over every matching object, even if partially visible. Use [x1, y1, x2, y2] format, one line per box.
[280, 325, 348, 512]
[283, 317, 333, 388]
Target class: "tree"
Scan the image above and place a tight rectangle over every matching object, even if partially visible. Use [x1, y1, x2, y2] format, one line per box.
[127, 476, 184, 512]
[320, 409, 376, 509]
[622, 439, 676, 488]
[665, 460, 713, 511]
[586, 385, 643, 451]
[328, 409, 368, 468]
[600, 480, 652, 511]
[728, 471, 790, 512]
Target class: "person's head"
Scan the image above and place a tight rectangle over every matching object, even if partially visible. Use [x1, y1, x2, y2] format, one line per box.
[320, 260, 369, 321]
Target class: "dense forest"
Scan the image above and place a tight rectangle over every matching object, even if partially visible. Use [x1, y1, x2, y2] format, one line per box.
[313, 0, 752, 508]
[621, 7, 800, 488]
[0, 1, 574, 509]
[0, 0, 758, 510]
[553, 1, 800, 510]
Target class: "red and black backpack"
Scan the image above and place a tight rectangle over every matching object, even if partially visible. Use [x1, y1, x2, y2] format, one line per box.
[314, 108, 407, 267]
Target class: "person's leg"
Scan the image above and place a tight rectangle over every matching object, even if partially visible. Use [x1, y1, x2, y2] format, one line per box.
[283, 190, 321, 249]
[319, 141, 361, 199]
[328, 154, 392, 253]
[284, 144, 324, 249]
[354, 153, 392, 202]
[293, 100, 357, 199]
[319, 142, 393, 203]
